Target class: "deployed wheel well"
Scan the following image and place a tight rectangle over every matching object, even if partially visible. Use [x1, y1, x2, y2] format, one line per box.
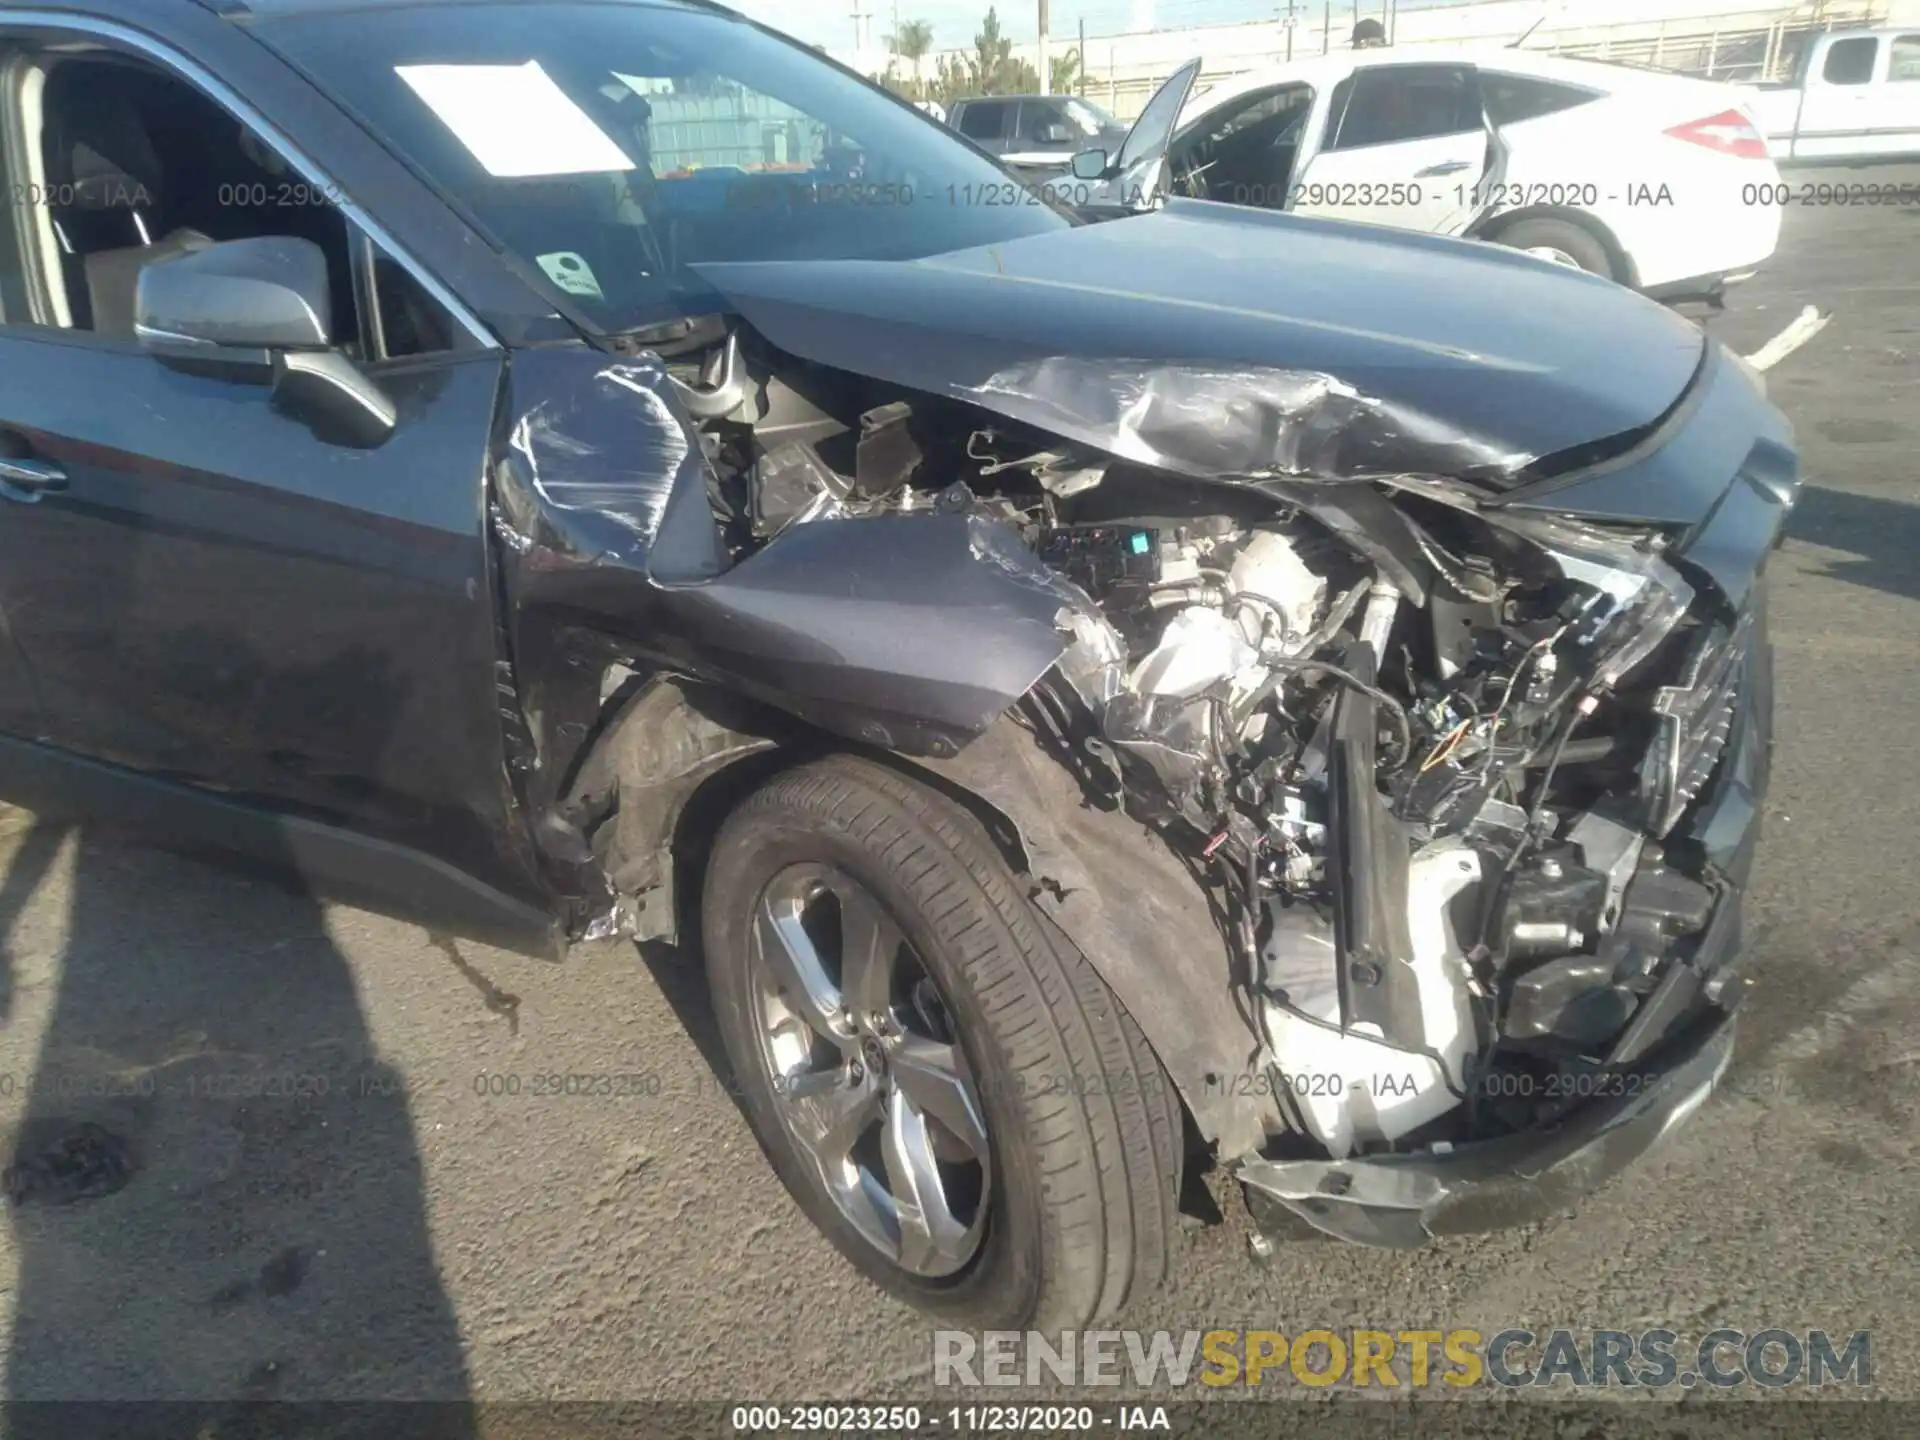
[568, 678, 1226, 1153]
[1476, 207, 1636, 288]
[565, 675, 1039, 949]
[663, 746, 801, 947]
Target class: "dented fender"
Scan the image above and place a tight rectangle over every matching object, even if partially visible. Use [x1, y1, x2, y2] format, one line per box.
[486, 346, 1371, 1144]
[494, 348, 1095, 767]
[650, 512, 1085, 757]
[489, 347, 1107, 929]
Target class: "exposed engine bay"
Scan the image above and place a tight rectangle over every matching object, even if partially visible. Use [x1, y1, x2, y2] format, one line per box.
[633, 320, 1744, 1169]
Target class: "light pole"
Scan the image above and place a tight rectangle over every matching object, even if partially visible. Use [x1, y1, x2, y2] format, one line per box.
[1038, 0, 1052, 93]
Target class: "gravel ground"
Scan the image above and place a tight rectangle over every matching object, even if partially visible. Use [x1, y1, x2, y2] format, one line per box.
[0, 167, 1913, 1418]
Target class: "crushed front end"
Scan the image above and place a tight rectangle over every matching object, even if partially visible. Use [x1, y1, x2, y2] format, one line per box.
[1008, 455, 1783, 1247]
[1219, 345, 1793, 1245]
[494, 255, 1793, 1249]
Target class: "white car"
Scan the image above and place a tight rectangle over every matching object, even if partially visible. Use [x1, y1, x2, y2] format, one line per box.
[1097, 47, 1785, 300]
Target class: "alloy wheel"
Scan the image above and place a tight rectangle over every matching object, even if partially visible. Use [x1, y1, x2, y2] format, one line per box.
[747, 862, 992, 1277]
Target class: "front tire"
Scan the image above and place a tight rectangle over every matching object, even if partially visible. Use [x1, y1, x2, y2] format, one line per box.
[702, 755, 1181, 1329]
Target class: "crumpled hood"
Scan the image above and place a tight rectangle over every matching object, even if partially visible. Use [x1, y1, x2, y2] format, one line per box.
[697, 199, 1707, 485]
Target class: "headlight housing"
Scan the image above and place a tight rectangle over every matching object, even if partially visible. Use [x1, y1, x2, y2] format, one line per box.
[1492, 513, 1747, 836]
[1496, 515, 1696, 695]
[1639, 612, 1750, 835]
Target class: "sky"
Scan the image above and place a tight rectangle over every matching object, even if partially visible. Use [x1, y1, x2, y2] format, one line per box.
[729, 0, 1447, 54]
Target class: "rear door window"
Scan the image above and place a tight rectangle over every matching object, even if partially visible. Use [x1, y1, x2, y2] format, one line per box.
[1890, 35, 1920, 81]
[1325, 64, 1481, 150]
[955, 100, 1011, 141]
[1822, 37, 1879, 86]
[1480, 72, 1601, 125]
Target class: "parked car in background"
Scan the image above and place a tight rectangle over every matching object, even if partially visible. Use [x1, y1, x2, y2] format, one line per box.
[1743, 28, 1920, 162]
[1077, 47, 1784, 302]
[948, 91, 1127, 173]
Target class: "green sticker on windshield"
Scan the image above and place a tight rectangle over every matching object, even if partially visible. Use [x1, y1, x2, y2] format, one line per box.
[537, 251, 605, 299]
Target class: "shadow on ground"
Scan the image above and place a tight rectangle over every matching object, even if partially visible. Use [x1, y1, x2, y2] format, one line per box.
[0, 820, 474, 1434]
[1788, 484, 1920, 605]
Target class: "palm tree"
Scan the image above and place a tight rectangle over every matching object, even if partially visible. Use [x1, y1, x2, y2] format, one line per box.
[894, 18, 935, 81]
[970, 7, 1020, 94]
[1050, 46, 1082, 96]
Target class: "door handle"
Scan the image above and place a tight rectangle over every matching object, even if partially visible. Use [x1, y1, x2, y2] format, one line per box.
[0, 456, 67, 503]
[1416, 160, 1474, 177]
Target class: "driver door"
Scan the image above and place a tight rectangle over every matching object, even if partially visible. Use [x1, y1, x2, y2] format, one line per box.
[0, 35, 542, 933]
[0, 438, 44, 739]
[1289, 62, 1494, 234]
[1084, 58, 1202, 211]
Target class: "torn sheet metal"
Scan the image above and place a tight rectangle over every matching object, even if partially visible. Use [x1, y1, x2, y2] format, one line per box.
[490, 347, 1126, 933]
[558, 676, 781, 944]
[966, 356, 1532, 483]
[648, 512, 1098, 758]
[488, 344, 724, 871]
[495, 347, 722, 578]
[490, 347, 1113, 808]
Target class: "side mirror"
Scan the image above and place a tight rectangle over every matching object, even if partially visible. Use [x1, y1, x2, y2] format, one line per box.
[1038, 122, 1072, 146]
[136, 236, 396, 449]
[136, 234, 331, 351]
[1069, 148, 1110, 180]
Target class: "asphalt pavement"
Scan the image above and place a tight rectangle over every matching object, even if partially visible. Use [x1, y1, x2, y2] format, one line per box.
[0, 168, 1914, 1411]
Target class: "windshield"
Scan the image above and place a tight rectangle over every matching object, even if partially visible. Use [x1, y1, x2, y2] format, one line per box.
[259, 1, 1072, 332]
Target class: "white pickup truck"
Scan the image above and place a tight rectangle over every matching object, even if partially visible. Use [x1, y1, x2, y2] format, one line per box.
[1744, 27, 1920, 161]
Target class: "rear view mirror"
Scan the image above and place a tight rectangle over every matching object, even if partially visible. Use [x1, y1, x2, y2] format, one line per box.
[1069, 148, 1109, 180]
[1039, 122, 1072, 145]
[136, 236, 396, 449]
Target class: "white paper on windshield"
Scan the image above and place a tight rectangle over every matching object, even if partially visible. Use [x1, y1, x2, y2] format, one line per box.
[397, 61, 635, 177]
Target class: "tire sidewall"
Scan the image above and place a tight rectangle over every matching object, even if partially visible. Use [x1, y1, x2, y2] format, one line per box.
[702, 795, 1053, 1326]
[1495, 217, 1614, 279]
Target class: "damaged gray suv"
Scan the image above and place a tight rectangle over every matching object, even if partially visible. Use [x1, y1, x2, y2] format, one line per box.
[0, 0, 1792, 1328]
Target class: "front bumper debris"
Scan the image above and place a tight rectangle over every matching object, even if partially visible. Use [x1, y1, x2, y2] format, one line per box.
[1237, 1014, 1735, 1248]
